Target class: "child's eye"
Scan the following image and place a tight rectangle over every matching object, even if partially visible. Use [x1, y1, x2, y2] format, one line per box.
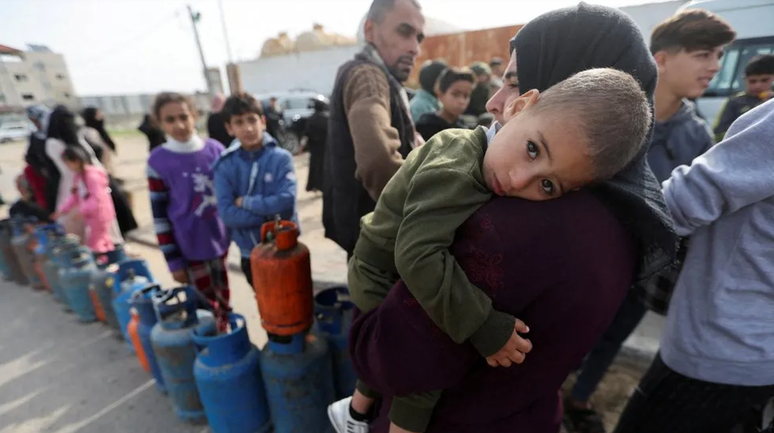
[527, 141, 539, 159]
[541, 179, 555, 196]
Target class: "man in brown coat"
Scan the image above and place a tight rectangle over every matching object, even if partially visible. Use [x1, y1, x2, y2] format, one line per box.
[323, 0, 425, 257]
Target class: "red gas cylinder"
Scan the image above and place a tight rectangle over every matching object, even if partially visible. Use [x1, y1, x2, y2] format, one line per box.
[250, 218, 313, 336]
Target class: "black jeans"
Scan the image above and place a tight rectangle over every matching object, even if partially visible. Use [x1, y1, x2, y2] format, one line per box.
[613, 353, 774, 433]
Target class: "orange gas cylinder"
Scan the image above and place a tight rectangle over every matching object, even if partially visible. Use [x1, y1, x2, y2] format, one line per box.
[90, 289, 107, 323]
[128, 309, 150, 373]
[250, 218, 313, 336]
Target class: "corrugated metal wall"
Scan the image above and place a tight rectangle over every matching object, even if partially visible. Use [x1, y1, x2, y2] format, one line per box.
[407, 25, 523, 86]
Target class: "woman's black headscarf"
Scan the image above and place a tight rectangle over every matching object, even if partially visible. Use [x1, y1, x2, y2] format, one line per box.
[82, 107, 116, 152]
[512, 2, 677, 281]
[47, 105, 82, 148]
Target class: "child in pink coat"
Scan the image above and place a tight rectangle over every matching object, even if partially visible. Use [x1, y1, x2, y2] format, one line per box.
[52, 146, 116, 253]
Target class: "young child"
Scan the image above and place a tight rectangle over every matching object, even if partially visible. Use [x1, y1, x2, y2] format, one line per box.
[327, 68, 652, 433]
[713, 54, 774, 141]
[415, 67, 475, 141]
[10, 174, 52, 223]
[146, 92, 230, 331]
[212, 92, 298, 288]
[50, 146, 115, 254]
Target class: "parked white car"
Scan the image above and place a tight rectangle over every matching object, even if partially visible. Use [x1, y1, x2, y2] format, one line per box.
[0, 122, 30, 143]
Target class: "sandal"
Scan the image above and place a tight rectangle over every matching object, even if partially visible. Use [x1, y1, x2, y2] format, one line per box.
[563, 399, 606, 433]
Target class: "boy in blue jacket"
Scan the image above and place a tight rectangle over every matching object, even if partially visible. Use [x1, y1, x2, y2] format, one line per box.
[212, 92, 298, 286]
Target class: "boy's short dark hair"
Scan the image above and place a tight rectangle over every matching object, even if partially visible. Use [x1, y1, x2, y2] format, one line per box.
[436, 67, 476, 93]
[153, 92, 195, 120]
[745, 54, 774, 77]
[418, 59, 448, 94]
[222, 92, 264, 122]
[650, 9, 735, 55]
[534, 68, 652, 182]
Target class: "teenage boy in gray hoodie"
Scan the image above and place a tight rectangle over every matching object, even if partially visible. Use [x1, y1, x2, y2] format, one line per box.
[613, 97, 774, 433]
[564, 10, 736, 433]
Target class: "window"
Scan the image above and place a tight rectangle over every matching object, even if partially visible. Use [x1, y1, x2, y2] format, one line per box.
[705, 37, 774, 97]
[283, 97, 314, 110]
[63, 92, 71, 98]
[22, 94, 35, 101]
[56, 74, 66, 80]
[14, 74, 28, 82]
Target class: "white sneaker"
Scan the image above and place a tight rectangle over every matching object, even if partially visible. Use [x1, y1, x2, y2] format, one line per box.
[328, 396, 370, 433]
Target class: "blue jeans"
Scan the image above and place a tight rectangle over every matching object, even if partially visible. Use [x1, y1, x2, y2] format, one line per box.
[570, 289, 648, 402]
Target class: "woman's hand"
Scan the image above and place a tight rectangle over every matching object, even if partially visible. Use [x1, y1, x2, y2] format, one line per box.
[485, 319, 532, 367]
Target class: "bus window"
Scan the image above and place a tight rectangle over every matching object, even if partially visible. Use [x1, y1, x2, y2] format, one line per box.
[706, 46, 741, 96]
[730, 43, 774, 93]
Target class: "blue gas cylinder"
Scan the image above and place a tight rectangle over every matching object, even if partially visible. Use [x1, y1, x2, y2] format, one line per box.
[192, 313, 271, 433]
[91, 246, 128, 329]
[44, 236, 80, 304]
[151, 286, 216, 423]
[10, 221, 37, 287]
[260, 333, 336, 433]
[130, 283, 166, 393]
[112, 259, 153, 351]
[0, 219, 25, 284]
[59, 247, 98, 322]
[314, 286, 357, 399]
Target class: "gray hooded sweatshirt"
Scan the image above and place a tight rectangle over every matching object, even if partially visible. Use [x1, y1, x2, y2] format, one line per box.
[660, 98, 774, 386]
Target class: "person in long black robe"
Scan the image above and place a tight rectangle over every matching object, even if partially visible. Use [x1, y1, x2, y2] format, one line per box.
[303, 99, 329, 193]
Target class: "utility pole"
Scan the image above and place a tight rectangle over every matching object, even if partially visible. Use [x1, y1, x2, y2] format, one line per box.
[217, 0, 234, 64]
[187, 5, 213, 95]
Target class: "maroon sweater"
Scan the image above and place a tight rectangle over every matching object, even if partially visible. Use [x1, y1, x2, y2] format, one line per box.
[350, 191, 636, 433]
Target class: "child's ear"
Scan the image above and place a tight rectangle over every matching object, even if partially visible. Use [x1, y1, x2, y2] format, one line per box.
[224, 122, 234, 137]
[503, 89, 540, 122]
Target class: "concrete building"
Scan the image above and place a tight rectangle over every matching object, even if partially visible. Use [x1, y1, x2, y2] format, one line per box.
[0, 44, 76, 110]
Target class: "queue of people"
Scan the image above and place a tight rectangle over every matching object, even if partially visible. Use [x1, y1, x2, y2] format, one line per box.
[9, 0, 772, 432]
[317, 0, 774, 433]
[17, 104, 137, 264]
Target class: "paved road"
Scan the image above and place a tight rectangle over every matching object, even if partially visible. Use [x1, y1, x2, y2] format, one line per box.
[0, 133, 663, 432]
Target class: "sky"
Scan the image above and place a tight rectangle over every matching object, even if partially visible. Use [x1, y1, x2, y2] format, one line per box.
[1, 0, 671, 96]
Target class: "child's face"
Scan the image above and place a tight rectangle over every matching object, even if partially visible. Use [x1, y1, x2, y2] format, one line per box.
[225, 112, 265, 149]
[439, 80, 473, 119]
[64, 159, 82, 173]
[159, 101, 196, 142]
[655, 47, 724, 99]
[745, 74, 774, 97]
[482, 90, 594, 201]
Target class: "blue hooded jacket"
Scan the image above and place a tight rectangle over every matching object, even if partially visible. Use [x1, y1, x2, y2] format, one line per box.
[648, 100, 714, 183]
[212, 133, 298, 258]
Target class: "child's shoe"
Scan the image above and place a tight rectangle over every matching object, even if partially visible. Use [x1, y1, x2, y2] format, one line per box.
[328, 396, 370, 433]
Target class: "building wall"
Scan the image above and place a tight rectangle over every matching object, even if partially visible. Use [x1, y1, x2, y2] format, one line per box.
[0, 49, 76, 109]
[78, 92, 212, 130]
[238, 44, 362, 96]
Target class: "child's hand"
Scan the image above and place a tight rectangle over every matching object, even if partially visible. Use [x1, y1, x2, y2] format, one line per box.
[172, 270, 189, 284]
[485, 319, 532, 368]
[235, 197, 244, 208]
